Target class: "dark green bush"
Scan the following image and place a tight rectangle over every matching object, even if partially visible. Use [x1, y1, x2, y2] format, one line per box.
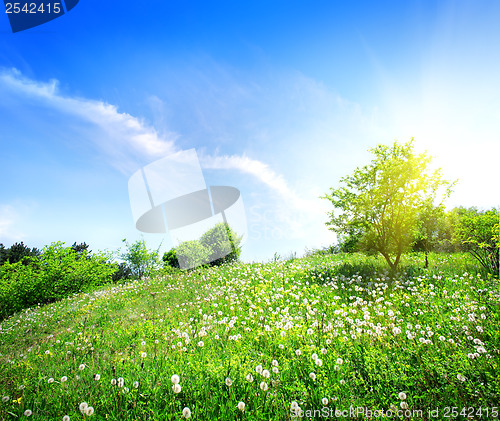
[0, 242, 116, 320]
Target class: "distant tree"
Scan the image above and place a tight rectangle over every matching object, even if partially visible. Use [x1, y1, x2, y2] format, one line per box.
[0, 242, 40, 266]
[322, 139, 454, 271]
[120, 238, 161, 279]
[175, 240, 210, 269]
[163, 248, 180, 269]
[71, 242, 91, 258]
[454, 208, 499, 275]
[200, 222, 243, 266]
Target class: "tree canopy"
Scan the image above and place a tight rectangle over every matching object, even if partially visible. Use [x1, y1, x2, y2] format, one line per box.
[322, 139, 454, 270]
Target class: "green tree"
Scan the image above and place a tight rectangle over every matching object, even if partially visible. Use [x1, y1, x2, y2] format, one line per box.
[120, 238, 161, 279]
[200, 222, 242, 266]
[175, 240, 210, 269]
[454, 208, 499, 275]
[322, 139, 454, 271]
[163, 248, 180, 269]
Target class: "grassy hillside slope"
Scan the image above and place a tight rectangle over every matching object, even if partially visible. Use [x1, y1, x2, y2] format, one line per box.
[0, 253, 498, 420]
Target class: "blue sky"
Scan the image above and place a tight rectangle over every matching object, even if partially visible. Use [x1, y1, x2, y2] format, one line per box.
[0, 0, 499, 262]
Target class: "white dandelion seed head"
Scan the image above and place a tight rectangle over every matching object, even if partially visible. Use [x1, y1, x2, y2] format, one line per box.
[85, 406, 94, 416]
[259, 381, 268, 391]
[237, 401, 245, 411]
[246, 374, 254, 382]
[79, 402, 88, 412]
[171, 374, 180, 384]
[24, 409, 32, 417]
[256, 365, 263, 374]
[2, 396, 9, 403]
[63, 416, 70, 421]
[262, 370, 270, 378]
[398, 392, 407, 400]
[78, 364, 85, 371]
[322, 397, 328, 405]
[295, 349, 301, 356]
[309, 372, 316, 381]
[173, 384, 181, 393]
[182, 407, 191, 418]
[225, 377, 233, 387]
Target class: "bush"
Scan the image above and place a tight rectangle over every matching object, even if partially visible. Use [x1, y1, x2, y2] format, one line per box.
[0, 242, 116, 320]
[199, 223, 242, 266]
[163, 248, 180, 269]
[119, 238, 161, 279]
[175, 240, 210, 269]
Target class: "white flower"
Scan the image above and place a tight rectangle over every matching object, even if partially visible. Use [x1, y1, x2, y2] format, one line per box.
[61, 376, 67, 383]
[336, 358, 343, 365]
[309, 372, 316, 381]
[79, 402, 88, 413]
[307, 328, 313, 335]
[246, 374, 254, 382]
[78, 364, 85, 371]
[173, 384, 181, 393]
[295, 349, 301, 356]
[141, 341, 146, 346]
[225, 377, 233, 387]
[398, 392, 407, 400]
[457, 374, 466, 382]
[198, 341, 204, 347]
[260, 381, 268, 391]
[340, 379, 345, 385]
[85, 406, 94, 416]
[272, 359, 279, 367]
[311, 353, 318, 361]
[182, 407, 192, 418]
[315, 358, 323, 367]
[321, 348, 327, 355]
[237, 401, 245, 411]
[133, 381, 139, 388]
[400, 402, 408, 409]
[256, 365, 263, 374]
[262, 370, 270, 378]
[94, 374, 100, 381]
[272, 367, 279, 374]
[63, 416, 70, 421]
[322, 397, 328, 405]
[141, 352, 147, 358]
[171, 374, 180, 384]
[48, 377, 54, 384]
[2, 396, 9, 403]
[24, 409, 32, 417]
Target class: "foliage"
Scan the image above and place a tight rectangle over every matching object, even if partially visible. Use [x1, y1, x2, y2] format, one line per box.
[0, 242, 40, 266]
[163, 248, 180, 269]
[454, 207, 499, 275]
[199, 222, 243, 266]
[175, 240, 210, 269]
[0, 242, 115, 320]
[322, 139, 454, 271]
[119, 238, 161, 279]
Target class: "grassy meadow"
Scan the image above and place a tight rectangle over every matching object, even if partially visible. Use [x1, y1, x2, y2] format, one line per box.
[0, 252, 498, 420]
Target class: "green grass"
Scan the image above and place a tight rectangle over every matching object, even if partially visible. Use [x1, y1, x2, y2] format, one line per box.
[0, 253, 498, 420]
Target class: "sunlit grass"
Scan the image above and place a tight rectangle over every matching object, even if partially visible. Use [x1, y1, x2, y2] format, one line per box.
[0, 253, 498, 420]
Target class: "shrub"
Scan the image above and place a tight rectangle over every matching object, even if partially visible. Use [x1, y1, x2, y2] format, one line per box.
[175, 240, 210, 269]
[0, 242, 116, 320]
[199, 222, 242, 266]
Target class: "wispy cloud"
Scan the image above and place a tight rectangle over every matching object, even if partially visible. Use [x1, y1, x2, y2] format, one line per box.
[0, 68, 178, 173]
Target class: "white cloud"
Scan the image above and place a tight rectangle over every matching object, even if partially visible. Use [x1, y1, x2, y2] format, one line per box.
[0, 68, 178, 173]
